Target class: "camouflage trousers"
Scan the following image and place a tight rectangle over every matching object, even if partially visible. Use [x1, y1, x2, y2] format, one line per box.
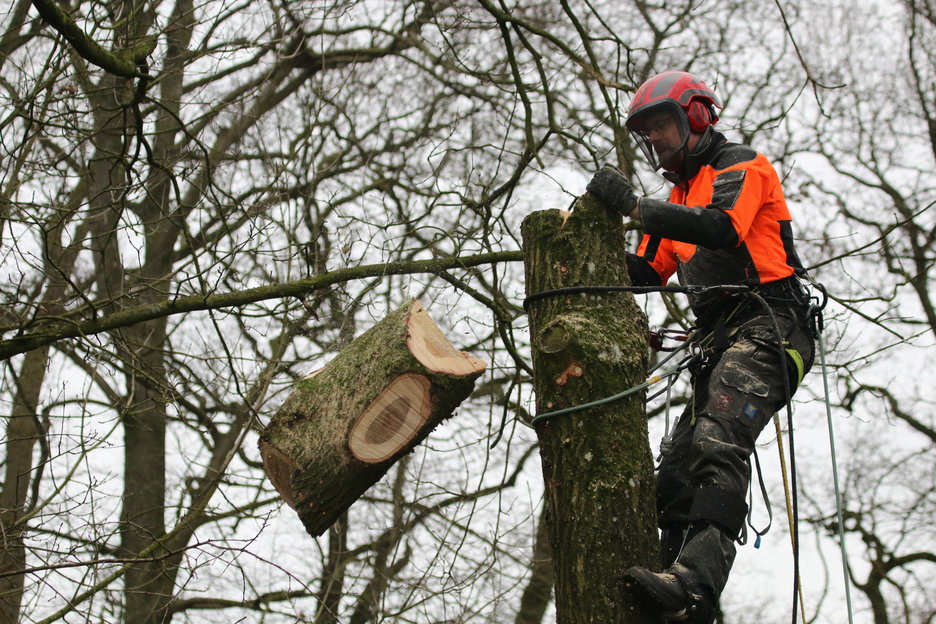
[655, 310, 814, 613]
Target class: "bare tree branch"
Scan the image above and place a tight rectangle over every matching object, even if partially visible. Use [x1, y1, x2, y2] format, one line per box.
[0, 251, 522, 360]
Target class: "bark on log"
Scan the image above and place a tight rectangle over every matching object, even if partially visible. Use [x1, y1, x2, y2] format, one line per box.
[259, 299, 486, 537]
[521, 195, 660, 623]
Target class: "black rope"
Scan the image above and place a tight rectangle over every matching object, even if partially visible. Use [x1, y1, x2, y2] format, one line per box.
[522, 283, 751, 311]
[530, 348, 700, 426]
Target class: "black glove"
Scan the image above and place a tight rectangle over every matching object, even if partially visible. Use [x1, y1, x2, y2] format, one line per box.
[586, 164, 638, 216]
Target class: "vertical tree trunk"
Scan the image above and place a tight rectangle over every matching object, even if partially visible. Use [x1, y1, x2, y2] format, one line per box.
[119, 320, 171, 624]
[0, 204, 84, 623]
[0, 347, 49, 624]
[521, 195, 660, 623]
[120, 5, 196, 621]
[514, 503, 554, 624]
[314, 511, 349, 624]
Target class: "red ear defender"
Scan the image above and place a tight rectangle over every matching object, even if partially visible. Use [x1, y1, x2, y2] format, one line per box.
[686, 99, 714, 133]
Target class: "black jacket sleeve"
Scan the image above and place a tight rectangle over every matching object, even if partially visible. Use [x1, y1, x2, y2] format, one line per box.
[638, 197, 738, 249]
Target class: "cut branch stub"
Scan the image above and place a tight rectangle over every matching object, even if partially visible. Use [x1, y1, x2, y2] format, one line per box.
[259, 299, 486, 537]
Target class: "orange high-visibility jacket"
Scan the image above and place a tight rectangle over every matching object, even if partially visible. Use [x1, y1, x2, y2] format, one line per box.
[627, 134, 804, 323]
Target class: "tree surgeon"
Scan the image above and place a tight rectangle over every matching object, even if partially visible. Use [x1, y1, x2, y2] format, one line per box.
[586, 70, 816, 623]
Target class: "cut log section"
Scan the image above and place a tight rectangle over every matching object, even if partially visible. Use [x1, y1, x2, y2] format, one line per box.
[259, 299, 486, 537]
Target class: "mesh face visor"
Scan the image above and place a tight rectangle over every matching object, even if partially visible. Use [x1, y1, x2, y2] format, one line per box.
[627, 103, 691, 171]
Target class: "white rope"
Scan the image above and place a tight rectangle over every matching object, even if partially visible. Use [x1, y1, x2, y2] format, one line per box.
[817, 327, 855, 624]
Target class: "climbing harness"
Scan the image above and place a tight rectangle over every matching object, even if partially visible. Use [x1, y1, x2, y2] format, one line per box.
[649, 327, 693, 352]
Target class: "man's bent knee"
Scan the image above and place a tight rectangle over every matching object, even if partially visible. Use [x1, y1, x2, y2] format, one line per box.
[688, 486, 748, 541]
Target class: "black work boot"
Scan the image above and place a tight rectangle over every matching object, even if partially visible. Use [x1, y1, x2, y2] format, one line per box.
[623, 566, 690, 621]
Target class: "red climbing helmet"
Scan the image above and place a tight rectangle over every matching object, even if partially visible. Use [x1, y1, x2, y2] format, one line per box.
[625, 70, 722, 170]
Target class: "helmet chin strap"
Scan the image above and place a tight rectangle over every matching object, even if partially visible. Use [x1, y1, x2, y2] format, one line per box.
[689, 125, 716, 156]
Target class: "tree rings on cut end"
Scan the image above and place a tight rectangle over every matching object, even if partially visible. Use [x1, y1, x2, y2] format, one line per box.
[406, 301, 487, 376]
[348, 373, 432, 463]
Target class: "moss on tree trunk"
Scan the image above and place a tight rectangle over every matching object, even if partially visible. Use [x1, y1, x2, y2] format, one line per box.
[522, 195, 660, 623]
